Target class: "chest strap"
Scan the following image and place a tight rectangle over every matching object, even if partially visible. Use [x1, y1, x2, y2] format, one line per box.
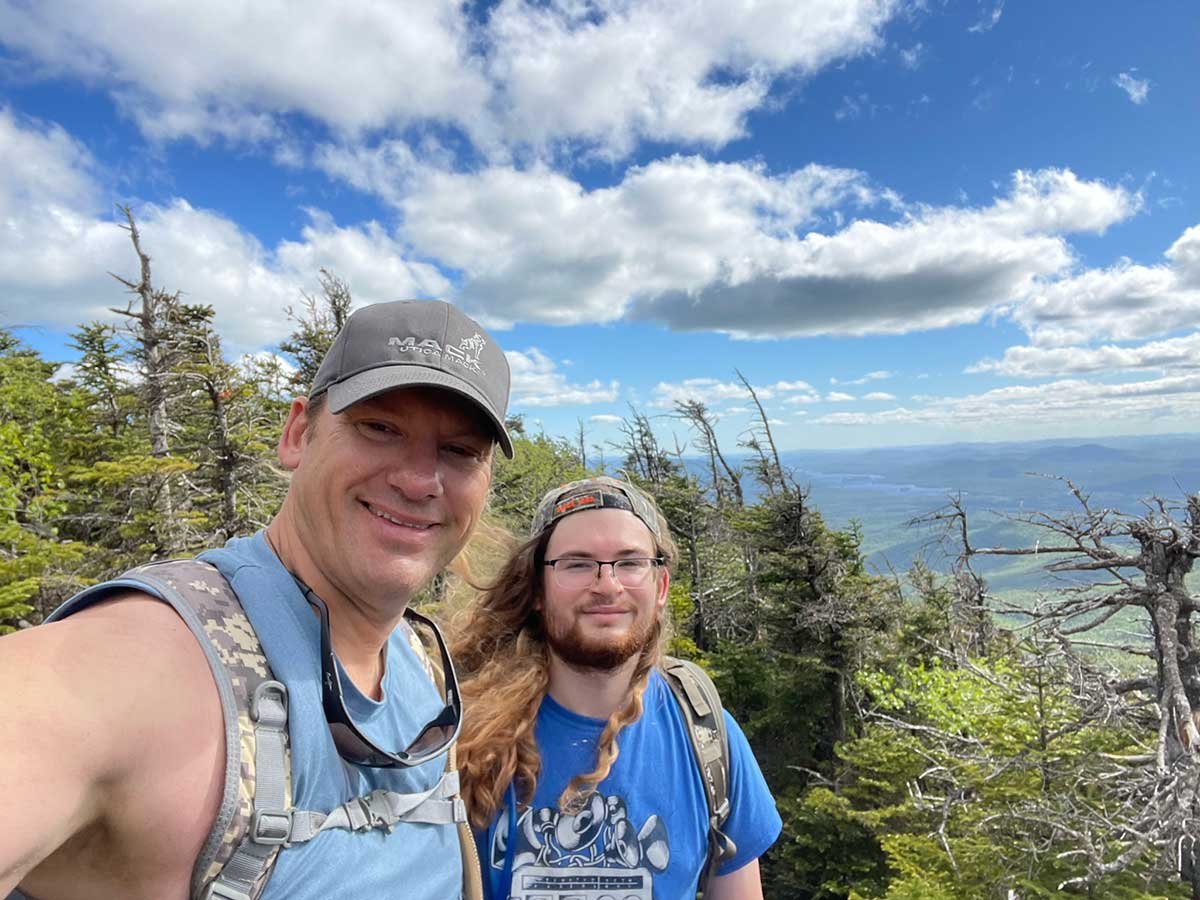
[205, 678, 466, 900]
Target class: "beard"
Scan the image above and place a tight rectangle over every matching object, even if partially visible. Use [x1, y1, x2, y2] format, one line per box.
[544, 605, 660, 671]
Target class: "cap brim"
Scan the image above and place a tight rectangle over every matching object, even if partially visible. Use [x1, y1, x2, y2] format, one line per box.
[324, 365, 514, 459]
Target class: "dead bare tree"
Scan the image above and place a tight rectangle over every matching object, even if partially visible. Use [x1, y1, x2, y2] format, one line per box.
[909, 493, 998, 658]
[108, 206, 187, 553]
[916, 477, 1200, 894]
[612, 406, 674, 486]
[674, 398, 744, 510]
[279, 268, 353, 389]
[735, 369, 788, 497]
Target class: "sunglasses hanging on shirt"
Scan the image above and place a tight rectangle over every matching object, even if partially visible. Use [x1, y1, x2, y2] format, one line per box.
[297, 579, 462, 768]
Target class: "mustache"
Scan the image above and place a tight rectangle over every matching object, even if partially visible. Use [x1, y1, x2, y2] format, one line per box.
[580, 601, 637, 613]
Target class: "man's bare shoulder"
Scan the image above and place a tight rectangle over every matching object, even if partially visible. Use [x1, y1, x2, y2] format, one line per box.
[7, 592, 219, 742]
[0, 592, 225, 898]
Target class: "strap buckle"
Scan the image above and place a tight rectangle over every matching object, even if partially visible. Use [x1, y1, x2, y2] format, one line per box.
[250, 680, 289, 728]
[251, 808, 294, 846]
[203, 882, 253, 900]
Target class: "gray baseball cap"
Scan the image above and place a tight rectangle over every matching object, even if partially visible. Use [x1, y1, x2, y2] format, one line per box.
[309, 300, 513, 458]
[530, 476, 662, 540]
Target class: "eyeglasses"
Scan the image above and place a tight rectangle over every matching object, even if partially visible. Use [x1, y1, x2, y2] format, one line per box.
[301, 583, 461, 768]
[544, 556, 665, 590]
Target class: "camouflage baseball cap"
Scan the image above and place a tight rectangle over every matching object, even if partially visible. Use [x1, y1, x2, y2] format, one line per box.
[309, 300, 513, 458]
[530, 476, 662, 540]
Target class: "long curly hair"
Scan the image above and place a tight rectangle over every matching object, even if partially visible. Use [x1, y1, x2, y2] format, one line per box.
[449, 511, 677, 829]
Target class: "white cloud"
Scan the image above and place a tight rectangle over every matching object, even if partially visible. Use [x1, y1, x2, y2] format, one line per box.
[397, 155, 875, 326]
[0, 107, 99, 210]
[319, 145, 1144, 344]
[650, 377, 766, 409]
[826, 391, 856, 402]
[274, 211, 450, 304]
[1008, 224, 1200, 346]
[480, 0, 901, 157]
[648, 375, 823, 409]
[0, 108, 452, 353]
[862, 391, 896, 400]
[631, 168, 1139, 338]
[898, 43, 925, 69]
[835, 94, 874, 121]
[967, 1, 1004, 33]
[1114, 71, 1150, 105]
[507, 348, 618, 407]
[376, 162, 1139, 338]
[813, 372, 1200, 430]
[771, 379, 817, 392]
[589, 413, 623, 424]
[832, 369, 893, 385]
[313, 141, 423, 208]
[0, 1, 488, 143]
[968, 332, 1200, 378]
[0, 0, 902, 158]
[1169, 224, 1200, 286]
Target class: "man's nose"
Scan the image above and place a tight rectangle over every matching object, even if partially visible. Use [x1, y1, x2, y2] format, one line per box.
[386, 438, 443, 499]
[592, 563, 624, 591]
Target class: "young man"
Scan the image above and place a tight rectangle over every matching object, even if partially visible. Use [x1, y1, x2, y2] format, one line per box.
[1, 300, 511, 900]
[453, 477, 781, 900]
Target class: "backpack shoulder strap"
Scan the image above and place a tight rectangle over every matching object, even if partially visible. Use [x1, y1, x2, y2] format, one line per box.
[49, 563, 473, 900]
[661, 656, 736, 893]
[49, 558, 291, 900]
[409, 615, 484, 900]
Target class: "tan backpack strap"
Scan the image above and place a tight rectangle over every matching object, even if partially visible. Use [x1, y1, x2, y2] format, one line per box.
[449, 742, 485, 900]
[662, 657, 736, 895]
[410, 619, 483, 900]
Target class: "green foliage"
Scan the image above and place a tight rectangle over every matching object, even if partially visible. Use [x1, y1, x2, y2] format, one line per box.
[0, 333, 88, 629]
[490, 432, 589, 530]
[774, 788, 890, 899]
[665, 579, 700, 659]
[1, 258, 1194, 899]
[836, 654, 1187, 899]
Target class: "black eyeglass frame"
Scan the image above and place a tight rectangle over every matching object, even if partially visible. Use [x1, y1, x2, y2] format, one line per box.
[301, 583, 462, 769]
[543, 556, 666, 588]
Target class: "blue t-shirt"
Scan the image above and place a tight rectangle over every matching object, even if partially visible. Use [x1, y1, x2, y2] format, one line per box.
[477, 670, 782, 900]
[201, 532, 463, 900]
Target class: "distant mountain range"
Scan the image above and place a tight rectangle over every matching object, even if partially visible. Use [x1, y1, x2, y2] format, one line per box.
[730, 433, 1200, 593]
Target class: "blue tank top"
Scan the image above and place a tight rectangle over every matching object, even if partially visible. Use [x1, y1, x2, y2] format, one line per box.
[198, 532, 462, 899]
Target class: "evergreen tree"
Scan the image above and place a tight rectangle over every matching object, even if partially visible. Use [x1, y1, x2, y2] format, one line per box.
[278, 268, 353, 390]
[0, 331, 87, 629]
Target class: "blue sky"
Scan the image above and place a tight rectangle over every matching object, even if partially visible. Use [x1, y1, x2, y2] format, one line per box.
[1, 0, 1197, 452]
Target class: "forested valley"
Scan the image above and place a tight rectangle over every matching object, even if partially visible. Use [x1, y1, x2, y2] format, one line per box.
[3, 227, 1199, 899]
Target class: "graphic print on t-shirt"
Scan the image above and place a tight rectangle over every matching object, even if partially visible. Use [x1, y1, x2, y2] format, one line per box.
[491, 790, 670, 900]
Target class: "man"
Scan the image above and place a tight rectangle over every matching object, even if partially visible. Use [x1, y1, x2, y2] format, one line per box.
[452, 477, 781, 900]
[1, 300, 511, 900]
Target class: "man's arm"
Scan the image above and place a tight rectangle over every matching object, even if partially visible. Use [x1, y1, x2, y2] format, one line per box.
[706, 858, 764, 900]
[0, 594, 224, 896]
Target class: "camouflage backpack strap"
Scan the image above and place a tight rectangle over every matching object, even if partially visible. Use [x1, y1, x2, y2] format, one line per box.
[661, 657, 736, 895]
[46, 559, 292, 900]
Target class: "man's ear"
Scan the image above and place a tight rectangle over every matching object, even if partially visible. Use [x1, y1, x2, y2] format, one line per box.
[278, 397, 313, 471]
[655, 567, 671, 612]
